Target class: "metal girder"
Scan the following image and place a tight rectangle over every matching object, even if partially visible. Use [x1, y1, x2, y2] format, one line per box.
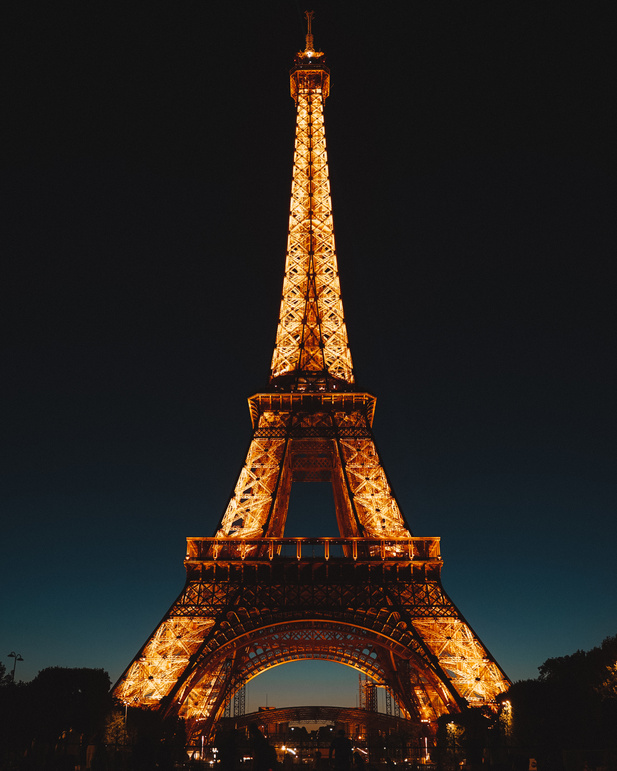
[270, 44, 352, 389]
[213, 404, 413, 541]
[114, 546, 509, 740]
[220, 705, 419, 737]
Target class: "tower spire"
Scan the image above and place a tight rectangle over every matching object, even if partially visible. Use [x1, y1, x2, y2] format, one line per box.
[270, 12, 352, 391]
[304, 10, 314, 53]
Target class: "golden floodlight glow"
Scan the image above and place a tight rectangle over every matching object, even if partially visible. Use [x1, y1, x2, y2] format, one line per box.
[112, 13, 510, 742]
[270, 56, 351, 384]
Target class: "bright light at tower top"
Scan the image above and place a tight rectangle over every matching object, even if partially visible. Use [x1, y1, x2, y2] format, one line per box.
[290, 10, 330, 102]
[297, 10, 325, 59]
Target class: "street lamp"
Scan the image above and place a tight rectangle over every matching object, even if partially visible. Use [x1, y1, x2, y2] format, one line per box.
[8, 652, 23, 682]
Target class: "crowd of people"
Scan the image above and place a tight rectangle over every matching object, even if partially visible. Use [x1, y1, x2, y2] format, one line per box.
[215, 724, 379, 771]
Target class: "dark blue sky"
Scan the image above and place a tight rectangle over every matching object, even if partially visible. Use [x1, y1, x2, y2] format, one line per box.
[2, 3, 616, 708]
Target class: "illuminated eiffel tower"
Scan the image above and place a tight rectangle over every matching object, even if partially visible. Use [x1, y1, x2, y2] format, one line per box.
[113, 14, 510, 740]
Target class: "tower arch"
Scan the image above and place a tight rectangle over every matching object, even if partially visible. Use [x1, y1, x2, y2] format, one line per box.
[171, 616, 458, 740]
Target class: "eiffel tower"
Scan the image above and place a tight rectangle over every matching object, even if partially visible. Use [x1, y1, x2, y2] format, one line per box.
[113, 14, 510, 740]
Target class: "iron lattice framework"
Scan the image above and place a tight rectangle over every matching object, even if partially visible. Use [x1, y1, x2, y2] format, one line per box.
[113, 18, 510, 741]
[220, 704, 420, 737]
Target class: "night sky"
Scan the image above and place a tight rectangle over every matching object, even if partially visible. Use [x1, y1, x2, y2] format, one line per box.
[3, 3, 616, 711]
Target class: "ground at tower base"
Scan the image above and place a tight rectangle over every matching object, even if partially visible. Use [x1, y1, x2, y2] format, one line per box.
[1, 636, 617, 771]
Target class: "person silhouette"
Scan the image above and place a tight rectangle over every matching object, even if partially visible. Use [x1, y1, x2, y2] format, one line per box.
[329, 730, 353, 771]
[249, 723, 278, 771]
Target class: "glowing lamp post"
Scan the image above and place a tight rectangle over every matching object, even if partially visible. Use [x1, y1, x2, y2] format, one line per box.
[8, 651, 23, 682]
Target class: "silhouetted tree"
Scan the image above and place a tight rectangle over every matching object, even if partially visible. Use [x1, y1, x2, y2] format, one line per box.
[0, 666, 112, 769]
[436, 707, 492, 771]
[0, 661, 12, 687]
[0, 662, 25, 767]
[126, 708, 186, 771]
[503, 635, 617, 771]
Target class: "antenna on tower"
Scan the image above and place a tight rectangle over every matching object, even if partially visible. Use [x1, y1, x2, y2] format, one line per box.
[304, 10, 314, 52]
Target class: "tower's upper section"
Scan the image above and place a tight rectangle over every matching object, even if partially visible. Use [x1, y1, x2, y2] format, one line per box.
[289, 11, 330, 102]
[269, 13, 354, 393]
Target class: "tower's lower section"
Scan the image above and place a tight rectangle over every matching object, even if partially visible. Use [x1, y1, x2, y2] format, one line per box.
[113, 537, 510, 740]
